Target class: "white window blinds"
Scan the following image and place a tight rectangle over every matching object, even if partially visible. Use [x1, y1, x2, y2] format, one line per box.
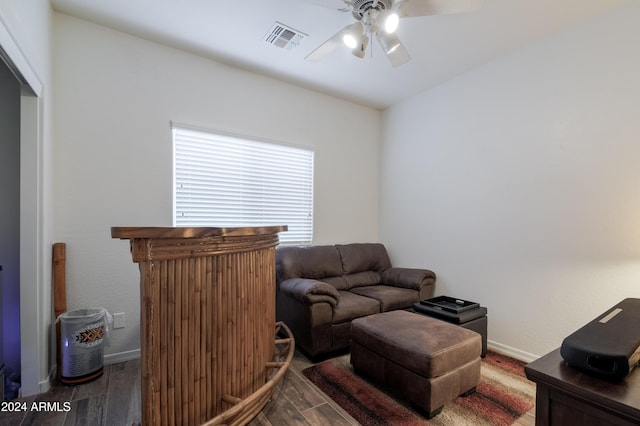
[173, 126, 314, 245]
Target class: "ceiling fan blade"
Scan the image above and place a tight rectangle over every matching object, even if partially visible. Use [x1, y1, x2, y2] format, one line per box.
[306, 22, 364, 62]
[305, 30, 343, 62]
[398, 0, 484, 17]
[387, 42, 410, 67]
[298, 0, 353, 11]
[376, 31, 411, 67]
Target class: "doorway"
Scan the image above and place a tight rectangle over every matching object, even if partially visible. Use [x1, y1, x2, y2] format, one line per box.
[0, 28, 45, 397]
[0, 57, 21, 399]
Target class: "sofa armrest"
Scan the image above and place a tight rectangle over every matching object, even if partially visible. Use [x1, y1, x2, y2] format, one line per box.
[279, 278, 340, 307]
[381, 267, 436, 291]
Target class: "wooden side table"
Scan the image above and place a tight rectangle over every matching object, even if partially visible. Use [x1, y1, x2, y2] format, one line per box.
[525, 348, 640, 426]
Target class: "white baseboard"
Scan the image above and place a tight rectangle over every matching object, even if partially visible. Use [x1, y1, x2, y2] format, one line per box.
[488, 340, 540, 363]
[104, 349, 141, 365]
[39, 365, 55, 395]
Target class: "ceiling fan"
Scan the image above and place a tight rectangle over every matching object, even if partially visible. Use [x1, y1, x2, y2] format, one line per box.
[305, 0, 485, 67]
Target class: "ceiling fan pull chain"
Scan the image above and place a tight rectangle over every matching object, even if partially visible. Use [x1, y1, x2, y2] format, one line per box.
[370, 32, 374, 58]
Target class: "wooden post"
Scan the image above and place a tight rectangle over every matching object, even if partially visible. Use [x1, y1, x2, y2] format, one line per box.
[53, 243, 67, 382]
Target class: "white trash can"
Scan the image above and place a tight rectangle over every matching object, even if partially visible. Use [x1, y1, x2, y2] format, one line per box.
[59, 308, 111, 385]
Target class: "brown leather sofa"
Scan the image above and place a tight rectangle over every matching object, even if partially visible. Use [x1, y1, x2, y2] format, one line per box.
[275, 243, 436, 358]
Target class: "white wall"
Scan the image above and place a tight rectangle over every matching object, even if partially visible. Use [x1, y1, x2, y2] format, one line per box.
[380, 1, 640, 360]
[52, 14, 381, 360]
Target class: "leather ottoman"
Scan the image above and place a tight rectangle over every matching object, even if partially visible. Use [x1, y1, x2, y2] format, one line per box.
[350, 310, 482, 418]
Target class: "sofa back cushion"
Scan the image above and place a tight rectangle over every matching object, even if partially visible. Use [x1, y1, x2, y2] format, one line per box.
[336, 243, 392, 275]
[276, 243, 394, 291]
[276, 245, 344, 284]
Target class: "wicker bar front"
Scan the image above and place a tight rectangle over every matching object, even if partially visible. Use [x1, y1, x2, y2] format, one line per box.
[202, 321, 294, 426]
[112, 226, 289, 425]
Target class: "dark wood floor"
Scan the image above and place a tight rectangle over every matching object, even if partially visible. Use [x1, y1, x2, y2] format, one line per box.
[1, 351, 534, 425]
[0, 358, 141, 426]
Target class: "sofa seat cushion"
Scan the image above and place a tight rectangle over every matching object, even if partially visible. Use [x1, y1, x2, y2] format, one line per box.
[332, 291, 381, 324]
[350, 310, 481, 378]
[350, 285, 419, 311]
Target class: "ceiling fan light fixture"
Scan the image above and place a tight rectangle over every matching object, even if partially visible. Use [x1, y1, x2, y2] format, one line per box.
[342, 22, 364, 49]
[384, 13, 399, 33]
[351, 33, 369, 58]
[306, 0, 485, 67]
[342, 33, 358, 48]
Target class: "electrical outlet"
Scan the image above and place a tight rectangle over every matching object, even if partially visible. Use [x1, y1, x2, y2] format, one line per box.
[113, 312, 126, 329]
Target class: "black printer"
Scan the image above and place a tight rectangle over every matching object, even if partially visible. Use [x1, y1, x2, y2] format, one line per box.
[561, 298, 640, 381]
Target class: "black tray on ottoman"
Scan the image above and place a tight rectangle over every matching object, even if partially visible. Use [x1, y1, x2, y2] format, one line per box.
[420, 296, 479, 313]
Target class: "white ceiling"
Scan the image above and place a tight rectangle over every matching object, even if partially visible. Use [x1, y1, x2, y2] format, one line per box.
[50, 0, 628, 109]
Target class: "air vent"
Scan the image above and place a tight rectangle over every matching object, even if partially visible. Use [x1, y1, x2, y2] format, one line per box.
[265, 22, 307, 50]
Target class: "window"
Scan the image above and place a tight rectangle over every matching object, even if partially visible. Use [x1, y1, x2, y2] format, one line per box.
[173, 126, 314, 245]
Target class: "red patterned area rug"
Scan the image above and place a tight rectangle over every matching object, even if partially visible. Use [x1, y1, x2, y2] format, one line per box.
[302, 351, 535, 425]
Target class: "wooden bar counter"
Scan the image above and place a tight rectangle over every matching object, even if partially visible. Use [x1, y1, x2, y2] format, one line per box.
[111, 226, 288, 425]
